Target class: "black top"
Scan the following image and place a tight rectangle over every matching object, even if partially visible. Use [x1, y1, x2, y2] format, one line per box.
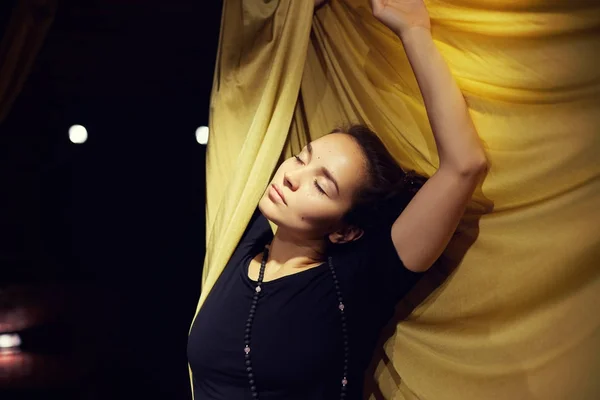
[187, 209, 422, 399]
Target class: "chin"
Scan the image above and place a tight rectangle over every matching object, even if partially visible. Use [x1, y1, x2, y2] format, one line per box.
[258, 195, 279, 223]
[261, 195, 298, 230]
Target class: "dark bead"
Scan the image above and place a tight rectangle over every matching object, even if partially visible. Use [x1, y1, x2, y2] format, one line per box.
[248, 373, 254, 379]
[246, 367, 253, 373]
[252, 392, 258, 398]
[245, 334, 250, 340]
[249, 379, 255, 386]
[246, 322, 251, 328]
[245, 360, 251, 366]
[251, 386, 257, 392]
[245, 353, 250, 359]
[344, 346, 349, 353]
[245, 327, 251, 334]
[250, 304, 256, 310]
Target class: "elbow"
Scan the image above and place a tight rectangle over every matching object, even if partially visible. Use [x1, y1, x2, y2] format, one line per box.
[441, 155, 489, 179]
[459, 156, 489, 178]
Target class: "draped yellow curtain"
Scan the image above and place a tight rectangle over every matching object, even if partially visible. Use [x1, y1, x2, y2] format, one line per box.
[191, 0, 600, 398]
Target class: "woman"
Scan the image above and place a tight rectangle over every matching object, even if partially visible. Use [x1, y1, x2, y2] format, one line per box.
[188, 0, 488, 399]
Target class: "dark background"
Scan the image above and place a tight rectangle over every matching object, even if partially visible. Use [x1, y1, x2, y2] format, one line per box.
[0, 0, 222, 398]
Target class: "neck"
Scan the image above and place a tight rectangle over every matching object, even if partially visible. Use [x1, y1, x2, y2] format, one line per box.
[267, 228, 326, 269]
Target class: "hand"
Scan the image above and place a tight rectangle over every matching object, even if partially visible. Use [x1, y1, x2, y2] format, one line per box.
[370, 0, 431, 38]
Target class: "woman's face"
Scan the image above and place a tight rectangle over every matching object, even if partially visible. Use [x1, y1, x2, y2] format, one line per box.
[259, 133, 368, 239]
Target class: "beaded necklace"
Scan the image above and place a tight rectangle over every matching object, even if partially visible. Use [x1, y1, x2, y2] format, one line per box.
[244, 246, 350, 399]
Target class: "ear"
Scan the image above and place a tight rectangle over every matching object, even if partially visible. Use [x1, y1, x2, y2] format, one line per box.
[328, 225, 364, 244]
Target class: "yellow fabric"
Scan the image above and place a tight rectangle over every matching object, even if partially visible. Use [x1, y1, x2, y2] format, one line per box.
[190, 0, 600, 398]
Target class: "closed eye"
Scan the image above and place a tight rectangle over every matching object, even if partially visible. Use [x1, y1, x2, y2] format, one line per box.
[295, 153, 327, 196]
[314, 180, 326, 195]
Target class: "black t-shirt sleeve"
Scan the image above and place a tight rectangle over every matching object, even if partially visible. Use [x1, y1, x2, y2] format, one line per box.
[370, 227, 423, 304]
[351, 224, 423, 303]
[334, 223, 424, 332]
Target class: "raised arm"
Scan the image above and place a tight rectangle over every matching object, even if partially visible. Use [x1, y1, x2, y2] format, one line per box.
[371, 0, 489, 272]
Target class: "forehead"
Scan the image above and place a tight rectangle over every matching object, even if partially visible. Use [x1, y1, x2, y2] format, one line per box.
[310, 133, 363, 160]
[309, 133, 367, 190]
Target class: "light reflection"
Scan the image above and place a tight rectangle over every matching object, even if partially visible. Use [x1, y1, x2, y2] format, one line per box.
[69, 124, 88, 144]
[195, 126, 209, 144]
[0, 284, 84, 388]
[0, 333, 21, 354]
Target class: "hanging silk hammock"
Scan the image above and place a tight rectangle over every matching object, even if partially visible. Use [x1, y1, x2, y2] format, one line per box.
[190, 1, 600, 399]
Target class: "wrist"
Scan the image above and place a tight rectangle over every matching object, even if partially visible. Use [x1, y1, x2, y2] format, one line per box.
[396, 26, 432, 44]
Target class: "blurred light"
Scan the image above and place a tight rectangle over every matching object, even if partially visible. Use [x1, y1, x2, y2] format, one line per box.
[0, 333, 21, 353]
[195, 126, 209, 145]
[69, 124, 88, 144]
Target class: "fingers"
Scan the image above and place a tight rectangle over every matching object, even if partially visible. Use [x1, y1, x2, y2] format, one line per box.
[370, 0, 382, 15]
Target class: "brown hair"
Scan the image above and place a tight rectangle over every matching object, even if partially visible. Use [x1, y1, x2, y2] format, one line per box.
[331, 124, 427, 233]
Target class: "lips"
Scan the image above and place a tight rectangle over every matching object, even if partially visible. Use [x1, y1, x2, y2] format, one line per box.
[270, 184, 286, 204]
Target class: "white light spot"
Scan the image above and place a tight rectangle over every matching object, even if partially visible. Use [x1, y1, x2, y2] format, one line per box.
[0, 333, 21, 349]
[195, 126, 209, 145]
[69, 124, 88, 144]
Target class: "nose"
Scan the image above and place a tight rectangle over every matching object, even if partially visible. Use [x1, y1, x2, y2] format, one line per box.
[283, 171, 299, 191]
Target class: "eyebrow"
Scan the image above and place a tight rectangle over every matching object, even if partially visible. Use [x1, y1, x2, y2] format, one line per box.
[306, 143, 340, 195]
